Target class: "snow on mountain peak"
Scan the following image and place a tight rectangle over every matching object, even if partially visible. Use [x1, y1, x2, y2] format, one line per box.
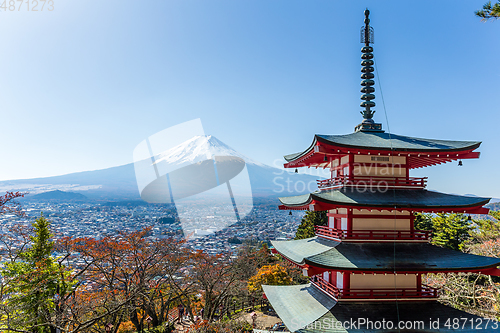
[154, 135, 264, 167]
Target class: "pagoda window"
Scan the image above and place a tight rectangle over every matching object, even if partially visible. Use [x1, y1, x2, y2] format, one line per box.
[343, 166, 349, 177]
[336, 272, 344, 289]
[351, 218, 410, 231]
[351, 209, 411, 231]
[349, 273, 417, 290]
[341, 217, 348, 231]
[353, 155, 406, 165]
[351, 163, 406, 177]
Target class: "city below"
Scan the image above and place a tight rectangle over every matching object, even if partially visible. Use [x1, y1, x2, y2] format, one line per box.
[0, 197, 305, 256]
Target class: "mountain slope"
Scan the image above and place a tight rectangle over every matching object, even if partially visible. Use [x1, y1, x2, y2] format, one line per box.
[0, 136, 321, 200]
[31, 190, 88, 201]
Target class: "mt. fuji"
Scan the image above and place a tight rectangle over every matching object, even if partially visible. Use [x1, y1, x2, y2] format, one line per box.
[0, 136, 322, 201]
[154, 135, 265, 168]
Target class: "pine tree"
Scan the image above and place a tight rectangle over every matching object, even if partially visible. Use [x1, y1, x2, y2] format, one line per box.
[413, 212, 434, 232]
[294, 211, 327, 240]
[414, 213, 472, 251]
[476, 1, 500, 21]
[431, 214, 472, 251]
[2, 214, 75, 332]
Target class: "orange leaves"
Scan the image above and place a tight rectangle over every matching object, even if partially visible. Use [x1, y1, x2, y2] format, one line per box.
[56, 228, 192, 330]
[247, 263, 293, 293]
[0, 191, 26, 217]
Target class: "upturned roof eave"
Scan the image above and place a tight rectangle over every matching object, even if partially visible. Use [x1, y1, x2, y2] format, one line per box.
[278, 190, 491, 214]
[271, 238, 500, 273]
[315, 134, 482, 153]
[283, 137, 318, 162]
[302, 258, 500, 273]
[283, 133, 482, 166]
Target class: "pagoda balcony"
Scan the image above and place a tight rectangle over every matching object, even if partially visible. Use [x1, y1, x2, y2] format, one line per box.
[315, 226, 432, 241]
[311, 276, 439, 301]
[339, 286, 439, 299]
[317, 175, 427, 190]
[311, 275, 340, 300]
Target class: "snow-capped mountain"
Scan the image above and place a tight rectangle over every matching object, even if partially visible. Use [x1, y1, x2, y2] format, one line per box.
[0, 135, 321, 200]
[153, 135, 264, 167]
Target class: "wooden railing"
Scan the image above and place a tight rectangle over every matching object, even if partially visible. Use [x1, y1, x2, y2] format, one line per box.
[339, 285, 439, 299]
[311, 275, 438, 300]
[317, 175, 427, 189]
[315, 226, 431, 241]
[314, 226, 343, 239]
[311, 276, 340, 299]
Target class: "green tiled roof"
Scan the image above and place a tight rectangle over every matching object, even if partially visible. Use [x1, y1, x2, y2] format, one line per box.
[298, 301, 495, 332]
[317, 132, 480, 151]
[279, 189, 490, 209]
[271, 237, 339, 264]
[264, 284, 497, 332]
[271, 237, 500, 271]
[262, 284, 337, 332]
[284, 132, 480, 162]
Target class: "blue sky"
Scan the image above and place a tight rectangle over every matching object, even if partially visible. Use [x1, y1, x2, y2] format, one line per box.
[1, 0, 499, 198]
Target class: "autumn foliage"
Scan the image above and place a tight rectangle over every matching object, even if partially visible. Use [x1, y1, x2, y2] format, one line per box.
[247, 263, 293, 293]
[423, 211, 500, 319]
[0, 201, 281, 332]
[0, 191, 26, 216]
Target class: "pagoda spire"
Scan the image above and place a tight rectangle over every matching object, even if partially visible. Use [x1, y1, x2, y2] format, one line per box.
[355, 9, 383, 132]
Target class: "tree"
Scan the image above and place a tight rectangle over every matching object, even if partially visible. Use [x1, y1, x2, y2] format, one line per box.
[247, 264, 293, 294]
[190, 251, 240, 322]
[2, 226, 189, 332]
[414, 213, 472, 251]
[0, 191, 26, 216]
[424, 211, 500, 319]
[1, 214, 77, 333]
[294, 211, 327, 240]
[469, 210, 500, 243]
[476, 1, 500, 21]
[413, 212, 433, 232]
[430, 213, 472, 251]
[66, 228, 190, 331]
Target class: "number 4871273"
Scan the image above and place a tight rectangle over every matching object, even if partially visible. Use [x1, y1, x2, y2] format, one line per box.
[1, 0, 54, 11]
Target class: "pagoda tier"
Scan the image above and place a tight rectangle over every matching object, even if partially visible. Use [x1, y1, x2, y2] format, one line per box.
[271, 237, 500, 276]
[263, 284, 496, 332]
[279, 189, 490, 214]
[284, 132, 481, 170]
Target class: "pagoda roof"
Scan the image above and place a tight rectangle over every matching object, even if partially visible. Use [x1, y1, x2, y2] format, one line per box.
[262, 284, 337, 332]
[279, 189, 490, 214]
[263, 284, 492, 332]
[299, 301, 491, 332]
[284, 132, 481, 169]
[272, 237, 500, 273]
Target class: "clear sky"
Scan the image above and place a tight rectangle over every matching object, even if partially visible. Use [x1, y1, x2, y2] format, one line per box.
[0, 0, 499, 198]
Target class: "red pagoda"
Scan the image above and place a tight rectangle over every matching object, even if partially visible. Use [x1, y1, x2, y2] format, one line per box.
[263, 10, 500, 333]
